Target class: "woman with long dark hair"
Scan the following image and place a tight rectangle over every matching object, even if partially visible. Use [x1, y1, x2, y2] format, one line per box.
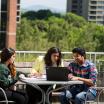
[0, 48, 28, 104]
[26, 47, 64, 104]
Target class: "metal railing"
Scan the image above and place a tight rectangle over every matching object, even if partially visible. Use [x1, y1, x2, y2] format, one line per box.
[15, 51, 104, 68]
[1, 51, 104, 71]
[15, 51, 104, 61]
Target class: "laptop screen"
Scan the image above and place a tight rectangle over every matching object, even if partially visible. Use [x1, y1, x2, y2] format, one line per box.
[46, 67, 70, 81]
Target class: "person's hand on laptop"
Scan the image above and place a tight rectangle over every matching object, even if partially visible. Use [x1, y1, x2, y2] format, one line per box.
[68, 74, 79, 81]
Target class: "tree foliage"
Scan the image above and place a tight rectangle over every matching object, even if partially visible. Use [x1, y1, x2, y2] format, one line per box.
[16, 10, 104, 51]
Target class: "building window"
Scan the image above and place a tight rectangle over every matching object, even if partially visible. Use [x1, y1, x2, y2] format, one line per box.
[1, 0, 7, 11]
[90, 6, 96, 9]
[72, 5, 78, 9]
[91, 1, 97, 4]
[16, 17, 20, 22]
[0, 32, 6, 49]
[89, 16, 96, 19]
[1, 13, 7, 31]
[17, 0, 20, 4]
[72, 10, 77, 14]
[72, 0, 78, 4]
[1, 0, 7, 31]
[0, 0, 7, 49]
[97, 1, 104, 4]
[17, 0, 21, 23]
[17, 11, 20, 16]
[17, 5, 20, 10]
[97, 6, 104, 9]
[97, 16, 103, 19]
[90, 11, 96, 14]
[96, 11, 103, 14]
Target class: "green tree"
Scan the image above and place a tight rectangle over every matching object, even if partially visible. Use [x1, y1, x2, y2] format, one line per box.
[47, 16, 66, 47]
[64, 13, 87, 27]
[94, 25, 104, 51]
[17, 18, 34, 50]
[17, 10, 104, 52]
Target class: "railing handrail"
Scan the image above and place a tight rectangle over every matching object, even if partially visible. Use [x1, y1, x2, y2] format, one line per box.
[0, 50, 104, 54]
[15, 51, 104, 55]
[1, 51, 104, 66]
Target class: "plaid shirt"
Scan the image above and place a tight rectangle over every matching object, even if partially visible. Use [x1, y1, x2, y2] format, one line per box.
[68, 60, 97, 96]
[68, 60, 97, 84]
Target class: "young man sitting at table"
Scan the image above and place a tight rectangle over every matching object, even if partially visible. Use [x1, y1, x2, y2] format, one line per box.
[60, 47, 97, 104]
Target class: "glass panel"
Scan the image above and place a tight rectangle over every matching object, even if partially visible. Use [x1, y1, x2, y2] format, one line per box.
[91, 1, 97, 4]
[1, 0, 7, 11]
[90, 11, 96, 14]
[17, 17, 20, 22]
[17, 5, 20, 10]
[97, 1, 104, 4]
[0, 32, 6, 49]
[17, 0, 20, 4]
[72, 0, 78, 3]
[89, 16, 96, 19]
[1, 12, 7, 31]
[90, 6, 96, 9]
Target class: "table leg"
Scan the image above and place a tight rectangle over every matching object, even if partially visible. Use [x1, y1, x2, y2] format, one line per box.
[46, 85, 53, 104]
[46, 85, 69, 104]
[28, 83, 46, 104]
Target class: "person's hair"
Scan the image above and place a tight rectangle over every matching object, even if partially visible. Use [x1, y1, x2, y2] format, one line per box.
[44, 47, 62, 66]
[0, 48, 15, 63]
[72, 47, 86, 59]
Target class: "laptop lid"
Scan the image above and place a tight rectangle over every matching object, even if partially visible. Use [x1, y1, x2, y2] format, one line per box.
[46, 67, 69, 81]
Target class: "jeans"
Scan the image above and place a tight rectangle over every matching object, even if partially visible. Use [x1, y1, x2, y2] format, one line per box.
[60, 85, 96, 104]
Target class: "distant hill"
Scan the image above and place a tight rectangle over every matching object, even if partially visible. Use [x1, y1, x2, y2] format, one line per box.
[21, 5, 66, 13]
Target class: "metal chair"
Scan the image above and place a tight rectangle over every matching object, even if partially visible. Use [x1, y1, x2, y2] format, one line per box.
[0, 87, 15, 104]
[85, 87, 104, 104]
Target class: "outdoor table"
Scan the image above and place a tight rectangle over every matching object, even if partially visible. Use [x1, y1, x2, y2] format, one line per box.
[19, 75, 83, 104]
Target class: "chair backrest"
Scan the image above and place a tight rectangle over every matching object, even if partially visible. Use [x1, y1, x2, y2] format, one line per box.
[0, 87, 8, 104]
[0, 87, 15, 104]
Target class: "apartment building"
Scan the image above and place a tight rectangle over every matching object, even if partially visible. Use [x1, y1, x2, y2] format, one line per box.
[0, 0, 20, 49]
[67, 0, 104, 25]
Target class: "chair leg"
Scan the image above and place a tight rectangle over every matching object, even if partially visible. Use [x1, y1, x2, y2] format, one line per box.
[0, 101, 15, 104]
[85, 101, 95, 104]
[69, 99, 75, 104]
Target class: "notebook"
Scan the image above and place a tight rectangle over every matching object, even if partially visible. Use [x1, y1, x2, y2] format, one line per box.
[46, 67, 70, 81]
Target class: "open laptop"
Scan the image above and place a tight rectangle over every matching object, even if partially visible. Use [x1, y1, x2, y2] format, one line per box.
[46, 67, 70, 81]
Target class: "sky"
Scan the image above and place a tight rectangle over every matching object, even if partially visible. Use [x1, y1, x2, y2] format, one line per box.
[21, 0, 67, 12]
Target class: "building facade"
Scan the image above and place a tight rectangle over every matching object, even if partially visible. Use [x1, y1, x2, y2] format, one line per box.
[0, 0, 20, 49]
[67, 0, 104, 25]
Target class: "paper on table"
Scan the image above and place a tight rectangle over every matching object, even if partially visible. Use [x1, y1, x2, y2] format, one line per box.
[19, 74, 25, 79]
[36, 74, 46, 79]
[19, 74, 46, 81]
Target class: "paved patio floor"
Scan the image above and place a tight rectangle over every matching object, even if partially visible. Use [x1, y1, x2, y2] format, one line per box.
[52, 102, 104, 104]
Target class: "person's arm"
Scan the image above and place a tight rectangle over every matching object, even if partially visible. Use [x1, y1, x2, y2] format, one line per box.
[30, 56, 45, 77]
[68, 64, 97, 86]
[68, 74, 94, 86]
[0, 68, 17, 88]
[78, 77, 94, 86]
